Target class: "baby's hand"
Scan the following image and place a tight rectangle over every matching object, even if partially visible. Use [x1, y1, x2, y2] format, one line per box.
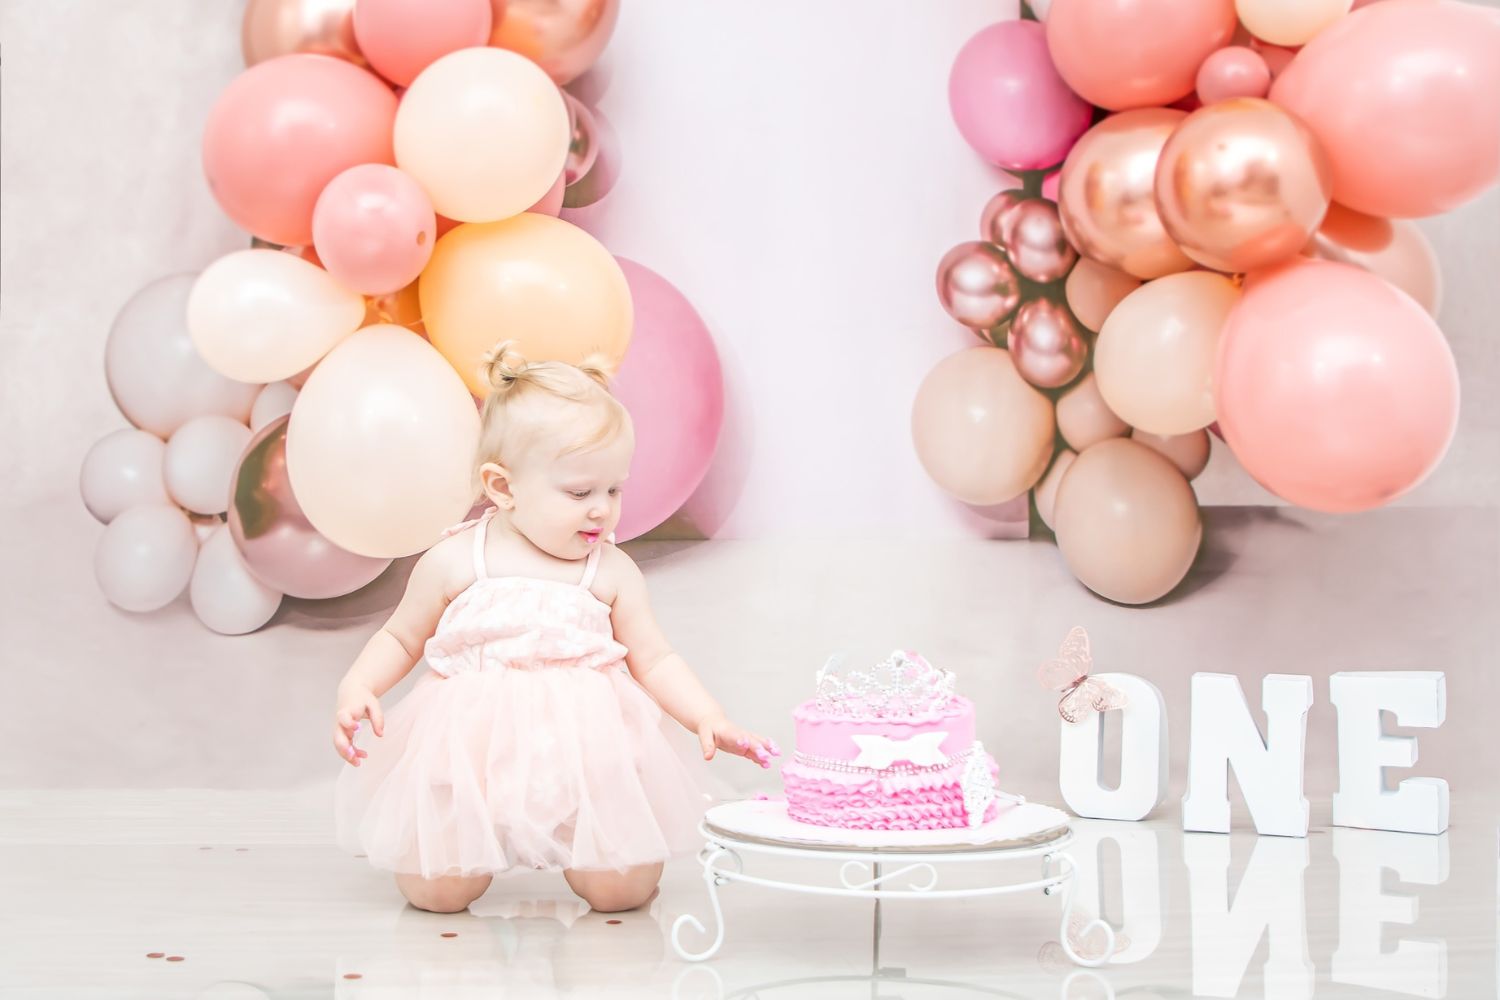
[333, 684, 385, 767]
[697, 713, 781, 769]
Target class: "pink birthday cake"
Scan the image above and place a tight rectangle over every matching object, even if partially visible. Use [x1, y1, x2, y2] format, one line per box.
[780, 650, 1001, 831]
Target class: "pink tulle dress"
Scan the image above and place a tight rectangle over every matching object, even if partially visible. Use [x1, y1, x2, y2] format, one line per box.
[334, 507, 716, 879]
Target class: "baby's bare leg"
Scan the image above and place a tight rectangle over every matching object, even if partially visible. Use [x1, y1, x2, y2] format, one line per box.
[395, 872, 494, 913]
[563, 862, 663, 913]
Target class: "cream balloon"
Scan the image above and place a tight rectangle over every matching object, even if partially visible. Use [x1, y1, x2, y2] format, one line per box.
[1131, 428, 1211, 480]
[910, 347, 1056, 506]
[1056, 372, 1129, 452]
[1033, 448, 1077, 532]
[190, 525, 284, 635]
[164, 416, 254, 516]
[1053, 438, 1202, 605]
[187, 249, 365, 383]
[287, 325, 481, 558]
[1094, 271, 1238, 435]
[80, 429, 172, 523]
[1064, 258, 1141, 332]
[94, 504, 200, 613]
[251, 381, 300, 430]
[394, 47, 570, 222]
[1236, 0, 1352, 46]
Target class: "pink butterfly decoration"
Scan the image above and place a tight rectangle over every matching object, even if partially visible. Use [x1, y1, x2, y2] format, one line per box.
[1037, 626, 1127, 724]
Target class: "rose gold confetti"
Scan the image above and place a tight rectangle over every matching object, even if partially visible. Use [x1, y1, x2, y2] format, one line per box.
[199, 846, 212, 851]
[236, 848, 249, 852]
[606, 919, 622, 925]
[166, 956, 185, 962]
[355, 854, 366, 859]
[146, 952, 165, 959]
[440, 932, 458, 938]
[343, 973, 363, 980]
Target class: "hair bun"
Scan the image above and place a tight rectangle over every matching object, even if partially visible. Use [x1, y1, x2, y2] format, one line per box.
[481, 340, 528, 394]
[575, 349, 618, 388]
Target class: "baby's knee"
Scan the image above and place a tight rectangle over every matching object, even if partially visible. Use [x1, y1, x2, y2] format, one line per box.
[568, 864, 662, 913]
[396, 873, 491, 913]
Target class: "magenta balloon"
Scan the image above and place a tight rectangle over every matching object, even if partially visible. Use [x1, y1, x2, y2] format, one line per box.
[948, 20, 1093, 171]
[609, 259, 725, 541]
[228, 415, 392, 598]
[1215, 259, 1459, 513]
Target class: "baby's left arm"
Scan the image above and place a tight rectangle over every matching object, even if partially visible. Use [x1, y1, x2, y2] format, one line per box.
[607, 549, 780, 769]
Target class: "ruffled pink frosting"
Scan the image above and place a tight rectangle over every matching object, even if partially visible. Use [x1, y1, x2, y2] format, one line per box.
[781, 754, 1001, 830]
[423, 577, 626, 677]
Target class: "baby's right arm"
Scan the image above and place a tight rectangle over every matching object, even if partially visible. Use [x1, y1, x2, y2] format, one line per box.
[332, 539, 461, 765]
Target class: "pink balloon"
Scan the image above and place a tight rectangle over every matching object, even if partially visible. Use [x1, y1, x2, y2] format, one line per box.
[1040, 170, 1060, 202]
[203, 54, 397, 246]
[1196, 46, 1270, 104]
[1215, 258, 1458, 513]
[948, 20, 1093, 171]
[352, 0, 492, 87]
[1046, 0, 1238, 110]
[609, 258, 724, 542]
[312, 164, 436, 294]
[1270, 0, 1500, 218]
[529, 171, 567, 217]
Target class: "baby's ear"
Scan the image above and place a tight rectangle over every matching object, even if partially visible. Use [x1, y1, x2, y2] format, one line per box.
[478, 462, 514, 505]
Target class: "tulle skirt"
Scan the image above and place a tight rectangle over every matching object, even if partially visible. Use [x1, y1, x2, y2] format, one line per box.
[334, 664, 724, 879]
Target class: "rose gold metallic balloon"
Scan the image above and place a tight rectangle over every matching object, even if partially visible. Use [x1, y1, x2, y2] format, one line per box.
[562, 92, 600, 185]
[242, 0, 366, 68]
[980, 187, 1028, 246]
[488, 0, 619, 85]
[1005, 199, 1079, 283]
[936, 242, 1023, 330]
[1057, 109, 1195, 280]
[1155, 98, 1333, 273]
[1008, 299, 1089, 388]
[228, 415, 391, 600]
[561, 98, 620, 208]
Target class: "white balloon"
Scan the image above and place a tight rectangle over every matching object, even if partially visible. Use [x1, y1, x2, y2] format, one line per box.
[94, 504, 198, 612]
[79, 429, 171, 523]
[190, 526, 283, 635]
[164, 416, 252, 515]
[250, 381, 299, 430]
[104, 274, 260, 438]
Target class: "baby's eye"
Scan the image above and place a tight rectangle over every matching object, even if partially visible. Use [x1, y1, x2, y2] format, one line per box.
[608, 487, 622, 496]
[569, 489, 591, 499]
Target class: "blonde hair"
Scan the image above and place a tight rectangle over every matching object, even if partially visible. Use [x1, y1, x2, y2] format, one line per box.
[472, 339, 630, 495]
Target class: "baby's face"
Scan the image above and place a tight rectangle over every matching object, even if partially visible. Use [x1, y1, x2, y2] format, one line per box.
[506, 429, 633, 561]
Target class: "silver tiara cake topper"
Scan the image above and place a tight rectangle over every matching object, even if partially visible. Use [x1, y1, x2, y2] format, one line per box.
[813, 649, 956, 717]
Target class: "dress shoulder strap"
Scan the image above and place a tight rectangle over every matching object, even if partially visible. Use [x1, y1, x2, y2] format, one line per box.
[577, 532, 615, 591]
[471, 509, 492, 581]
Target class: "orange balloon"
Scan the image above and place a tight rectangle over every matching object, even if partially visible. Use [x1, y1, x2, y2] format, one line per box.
[419, 213, 633, 397]
[363, 280, 425, 336]
[911, 347, 1056, 506]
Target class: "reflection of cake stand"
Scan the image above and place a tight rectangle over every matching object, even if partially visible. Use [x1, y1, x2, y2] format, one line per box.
[670, 797, 1114, 968]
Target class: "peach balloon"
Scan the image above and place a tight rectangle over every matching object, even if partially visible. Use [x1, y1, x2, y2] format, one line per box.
[1033, 448, 1077, 532]
[1064, 258, 1141, 331]
[1155, 98, 1333, 274]
[1095, 271, 1239, 435]
[393, 47, 570, 223]
[187, 249, 365, 384]
[1057, 109, 1195, 280]
[1270, 0, 1500, 218]
[1053, 438, 1202, 605]
[419, 214, 633, 397]
[1046, 0, 1237, 110]
[911, 347, 1056, 506]
[1056, 372, 1129, 452]
[1215, 258, 1459, 512]
[1131, 428, 1211, 480]
[1237, 0, 1352, 46]
[1306, 211, 1442, 318]
[1195, 46, 1270, 104]
[287, 325, 481, 558]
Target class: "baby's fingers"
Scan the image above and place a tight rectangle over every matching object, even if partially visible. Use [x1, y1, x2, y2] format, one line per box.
[363, 698, 385, 738]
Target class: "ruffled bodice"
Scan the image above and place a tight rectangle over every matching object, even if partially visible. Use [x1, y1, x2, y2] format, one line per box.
[423, 576, 628, 676]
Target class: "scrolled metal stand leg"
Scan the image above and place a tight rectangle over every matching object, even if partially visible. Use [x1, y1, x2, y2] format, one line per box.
[672, 844, 736, 962]
[1044, 850, 1115, 969]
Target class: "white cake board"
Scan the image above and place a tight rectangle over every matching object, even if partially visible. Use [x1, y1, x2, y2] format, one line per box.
[704, 795, 1070, 852]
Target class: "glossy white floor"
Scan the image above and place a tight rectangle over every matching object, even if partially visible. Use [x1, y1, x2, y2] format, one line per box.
[3, 505, 1497, 997]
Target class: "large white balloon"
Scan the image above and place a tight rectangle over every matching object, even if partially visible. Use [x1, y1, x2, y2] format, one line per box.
[190, 526, 283, 635]
[80, 429, 171, 523]
[94, 505, 199, 612]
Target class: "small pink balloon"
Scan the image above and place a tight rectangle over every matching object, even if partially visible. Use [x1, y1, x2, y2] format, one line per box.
[529, 171, 567, 217]
[610, 258, 725, 542]
[352, 0, 492, 87]
[1040, 170, 1061, 202]
[1196, 46, 1271, 103]
[1215, 258, 1459, 512]
[1005, 199, 1078, 283]
[1008, 299, 1089, 388]
[202, 54, 397, 246]
[312, 164, 436, 295]
[936, 242, 1022, 330]
[949, 20, 1093, 171]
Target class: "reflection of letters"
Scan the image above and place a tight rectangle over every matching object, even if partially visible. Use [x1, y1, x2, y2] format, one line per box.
[1331, 828, 1449, 998]
[1185, 834, 1314, 999]
[1069, 821, 1162, 964]
[1182, 673, 1313, 837]
[1058, 673, 1169, 822]
[1331, 672, 1449, 834]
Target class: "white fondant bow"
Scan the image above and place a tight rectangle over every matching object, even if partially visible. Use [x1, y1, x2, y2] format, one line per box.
[849, 731, 949, 769]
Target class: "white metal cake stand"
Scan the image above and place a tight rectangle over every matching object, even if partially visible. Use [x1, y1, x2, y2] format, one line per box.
[670, 797, 1114, 968]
